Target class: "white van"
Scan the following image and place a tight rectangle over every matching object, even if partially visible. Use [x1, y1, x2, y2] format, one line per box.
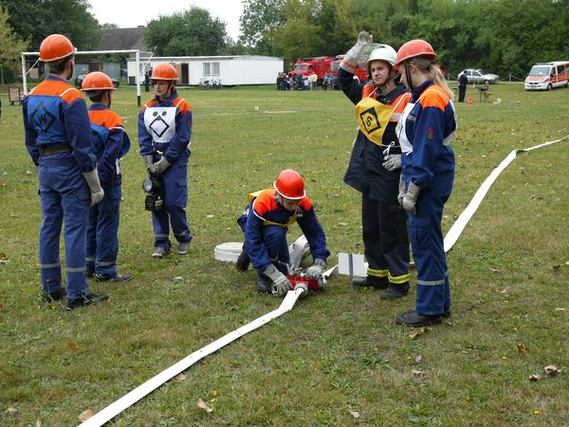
[525, 61, 569, 90]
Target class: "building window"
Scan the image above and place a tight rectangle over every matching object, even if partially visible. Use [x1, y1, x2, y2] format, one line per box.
[203, 62, 220, 77]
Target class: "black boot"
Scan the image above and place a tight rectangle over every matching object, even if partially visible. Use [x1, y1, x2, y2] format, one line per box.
[352, 276, 388, 289]
[66, 293, 109, 310]
[41, 288, 66, 303]
[255, 271, 271, 293]
[380, 282, 410, 300]
[95, 273, 132, 283]
[396, 309, 442, 327]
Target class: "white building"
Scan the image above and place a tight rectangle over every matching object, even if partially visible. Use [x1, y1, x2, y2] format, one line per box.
[127, 55, 283, 86]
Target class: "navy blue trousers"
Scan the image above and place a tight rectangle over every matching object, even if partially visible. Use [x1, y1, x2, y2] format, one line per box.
[152, 152, 192, 251]
[406, 178, 453, 316]
[86, 185, 121, 278]
[38, 157, 91, 300]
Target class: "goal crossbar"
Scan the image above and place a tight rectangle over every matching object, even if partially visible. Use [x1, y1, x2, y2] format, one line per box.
[21, 49, 152, 106]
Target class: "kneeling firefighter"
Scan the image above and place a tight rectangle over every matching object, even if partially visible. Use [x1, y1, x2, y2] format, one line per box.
[241, 169, 330, 295]
[338, 31, 412, 299]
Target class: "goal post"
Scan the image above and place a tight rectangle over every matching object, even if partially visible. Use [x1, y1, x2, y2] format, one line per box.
[21, 49, 152, 106]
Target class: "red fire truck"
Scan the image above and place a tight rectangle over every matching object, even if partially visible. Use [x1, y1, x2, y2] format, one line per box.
[289, 56, 336, 82]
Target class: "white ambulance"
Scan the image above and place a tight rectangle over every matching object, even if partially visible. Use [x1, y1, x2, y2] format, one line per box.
[525, 61, 569, 90]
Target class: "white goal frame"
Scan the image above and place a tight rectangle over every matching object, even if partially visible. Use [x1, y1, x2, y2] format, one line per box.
[21, 49, 152, 106]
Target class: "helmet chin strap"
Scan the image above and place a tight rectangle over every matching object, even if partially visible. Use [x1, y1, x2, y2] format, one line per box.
[404, 62, 414, 91]
[67, 59, 74, 81]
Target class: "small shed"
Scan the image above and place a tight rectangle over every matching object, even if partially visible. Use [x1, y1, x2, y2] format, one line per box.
[127, 55, 283, 86]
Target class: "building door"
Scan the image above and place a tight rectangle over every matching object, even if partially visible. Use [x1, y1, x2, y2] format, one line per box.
[181, 63, 189, 85]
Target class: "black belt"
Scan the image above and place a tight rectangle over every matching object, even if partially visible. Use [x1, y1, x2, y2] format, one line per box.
[39, 144, 72, 156]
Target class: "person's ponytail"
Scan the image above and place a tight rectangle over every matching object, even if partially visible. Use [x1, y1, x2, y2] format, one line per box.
[411, 56, 454, 99]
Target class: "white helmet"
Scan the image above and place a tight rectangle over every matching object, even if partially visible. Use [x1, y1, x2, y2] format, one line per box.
[367, 44, 397, 68]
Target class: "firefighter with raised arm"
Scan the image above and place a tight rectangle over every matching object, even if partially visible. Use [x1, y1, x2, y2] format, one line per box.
[338, 32, 412, 299]
[81, 71, 132, 283]
[242, 169, 330, 296]
[23, 34, 108, 309]
[138, 63, 193, 258]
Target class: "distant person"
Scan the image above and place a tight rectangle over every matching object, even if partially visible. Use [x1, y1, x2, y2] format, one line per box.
[144, 68, 150, 92]
[81, 71, 132, 283]
[309, 72, 318, 90]
[23, 34, 108, 309]
[138, 63, 193, 258]
[457, 72, 468, 102]
[238, 169, 330, 296]
[338, 32, 412, 299]
[394, 39, 457, 327]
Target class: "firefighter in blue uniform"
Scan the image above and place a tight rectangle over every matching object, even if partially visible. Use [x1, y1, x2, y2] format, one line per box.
[243, 170, 330, 295]
[394, 40, 457, 327]
[81, 71, 132, 282]
[338, 32, 412, 299]
[138, 63, 193, 258]
[23, 34, 108, 309]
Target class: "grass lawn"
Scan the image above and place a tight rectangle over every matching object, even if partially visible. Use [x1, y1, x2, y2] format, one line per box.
[0, 82, 568, 426]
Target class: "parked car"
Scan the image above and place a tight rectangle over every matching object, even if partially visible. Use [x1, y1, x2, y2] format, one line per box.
[74, 74, 120, 89]
[458, 69, 499, 84]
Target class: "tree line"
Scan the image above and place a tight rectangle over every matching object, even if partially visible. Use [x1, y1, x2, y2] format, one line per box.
[239, 0, 569, 77]
[1, 0, 567, 83]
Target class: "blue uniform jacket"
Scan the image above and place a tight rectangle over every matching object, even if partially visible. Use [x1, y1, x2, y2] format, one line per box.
[138, 90, 192, 163]
[400, 80, 456, 188]
[88, 104, 130, 188]
[245, 189, 329, 270]
[23, 75, 96, 171]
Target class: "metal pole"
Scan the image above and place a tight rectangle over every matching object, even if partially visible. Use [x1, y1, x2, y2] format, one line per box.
[135, 50, 141, 107]
[348, 253, 353, 296]
[21, 54, 27, 94]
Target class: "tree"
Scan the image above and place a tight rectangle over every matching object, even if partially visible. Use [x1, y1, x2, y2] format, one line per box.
[239, 0, 287, 55]
[0, 6, 28, 84]
[145, 7, 227, 56]
[0, 0, 100, 50]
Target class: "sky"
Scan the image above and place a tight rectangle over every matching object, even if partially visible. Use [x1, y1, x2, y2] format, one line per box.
[87, 0, 244, 41]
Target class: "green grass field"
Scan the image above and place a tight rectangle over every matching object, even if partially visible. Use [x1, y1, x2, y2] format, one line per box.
[0, 82, 568, 426]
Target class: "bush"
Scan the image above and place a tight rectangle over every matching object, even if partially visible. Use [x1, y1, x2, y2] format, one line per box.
[1, 65, 17, 84]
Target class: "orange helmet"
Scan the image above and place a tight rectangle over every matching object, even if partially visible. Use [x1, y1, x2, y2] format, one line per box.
[81, 71, 116, 91]
[395, 39, 437, 68]
[274, 169, 306, 200]
[39, 34, 77, 62]
[151, 63, 178, 81]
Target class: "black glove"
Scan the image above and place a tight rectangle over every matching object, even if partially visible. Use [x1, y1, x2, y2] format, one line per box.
[236, 245, 250, 272]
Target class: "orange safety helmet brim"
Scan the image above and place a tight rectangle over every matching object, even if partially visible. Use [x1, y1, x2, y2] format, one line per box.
[151, 63, 178, 81]
[39, 34, 77, 62]
[81, 71, 116, 91]
[274, 169, 306, 200]
[395, 39, 437, 67]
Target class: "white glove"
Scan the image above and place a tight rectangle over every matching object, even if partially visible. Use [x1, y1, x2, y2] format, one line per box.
[401, 182, 422, 213]
[340, 31, 373, 72]
[263, 264, 291, 296]
[397, 175, 406, 206]
[143, 155, 157, 175]
[83, 168, 105, 206]
[383, 154, 402, 171]
[153, 156, 171, 176]
[305, 258, 326, 279]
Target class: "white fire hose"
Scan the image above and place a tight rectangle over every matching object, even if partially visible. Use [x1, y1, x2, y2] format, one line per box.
[81, 136, 567, 425]
[80, 287, 307, 426]
[443, 135, 568, 252]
